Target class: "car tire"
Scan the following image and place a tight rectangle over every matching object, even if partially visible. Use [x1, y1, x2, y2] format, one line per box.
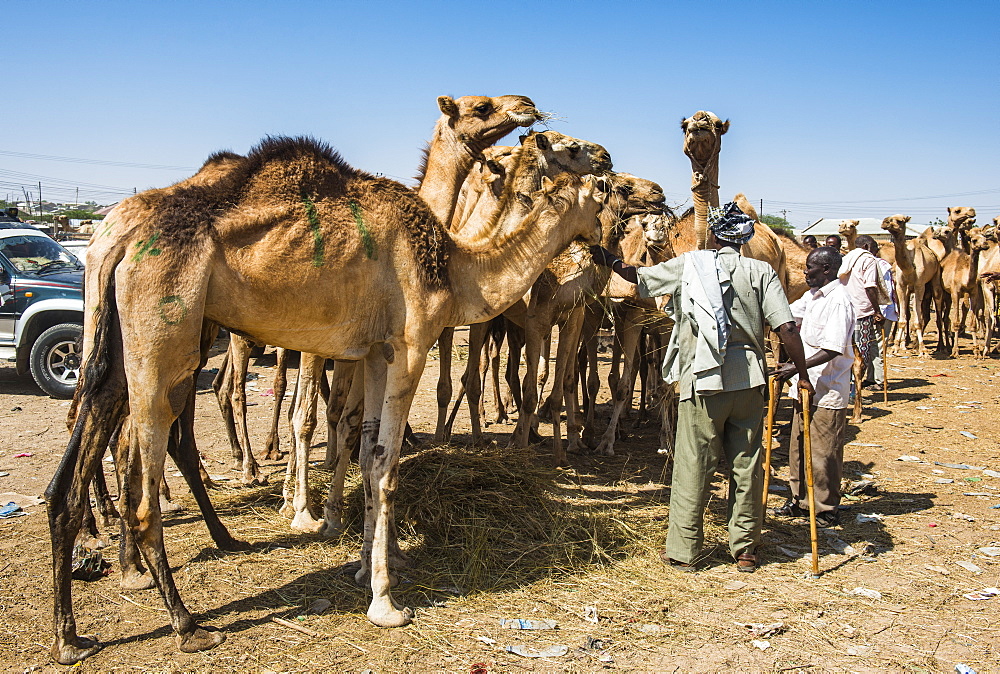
[29, 323, 83, 399]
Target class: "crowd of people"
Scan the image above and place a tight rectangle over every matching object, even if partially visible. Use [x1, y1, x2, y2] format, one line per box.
[591, 204, 898, 571]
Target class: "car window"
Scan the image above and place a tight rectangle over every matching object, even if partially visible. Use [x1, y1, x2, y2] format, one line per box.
[0, 235, 82, 272]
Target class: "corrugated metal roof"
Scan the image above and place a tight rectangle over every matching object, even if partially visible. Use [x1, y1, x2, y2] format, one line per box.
[798, 217, 935, 238]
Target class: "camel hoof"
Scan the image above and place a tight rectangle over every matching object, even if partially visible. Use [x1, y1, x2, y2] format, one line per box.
[319, 519, 344, 538]
[160, 498, 184, 513]
[354, 566, 369, 586]
[367, 604, 414, 628]
[594, 440, 616, 457]
[290, 512, 324, 533]
[243, 473, 268, 487]
[217, 537, 252, 552]
[176, 626, 225, 653]
[51, 634, 101, 665]
[120, 571, 156, 591]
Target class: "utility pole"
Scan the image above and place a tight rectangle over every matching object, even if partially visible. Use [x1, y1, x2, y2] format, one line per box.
[780, 209, 788, 221]
[760, 198, 763, 216]
[38, 182, 42, 218]
[76, 187, 79, 206]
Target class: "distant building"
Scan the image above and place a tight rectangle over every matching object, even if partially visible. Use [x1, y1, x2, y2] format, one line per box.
[799, 217, 924, 242]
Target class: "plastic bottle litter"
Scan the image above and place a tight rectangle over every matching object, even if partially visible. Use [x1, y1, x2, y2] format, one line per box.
[935, 462, 982, 470]
[850, 587, 882, 600]
[962, 588, 999, 601]
[0, 502, 25, 519]
[960, 431, 978, 440]
[505, 644, 568, 658]
[897, 455, 922, 462]
[984, 470, 1000, 478]
[954, 665, 977, 674]
[500, 618, 557, 630]
[856, 513, 884, 523]
[0, 472, 9, 478]
[976, 547, 1000, 557]
[935, 478, 955, 484]
[583, 606, 599, 624]
[951, 513, 976, 522]
[738, 622, 785, 637]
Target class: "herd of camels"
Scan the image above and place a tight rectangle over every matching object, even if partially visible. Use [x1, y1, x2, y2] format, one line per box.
[45, 93, 1000, 664]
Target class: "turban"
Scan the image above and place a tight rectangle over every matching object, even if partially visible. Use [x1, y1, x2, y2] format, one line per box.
[707, 202, 755, 245]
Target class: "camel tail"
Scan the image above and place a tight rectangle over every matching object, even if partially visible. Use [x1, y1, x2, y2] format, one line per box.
[50, 242, 129, 501]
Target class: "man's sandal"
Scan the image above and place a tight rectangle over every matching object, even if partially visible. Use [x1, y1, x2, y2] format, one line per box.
[736, 551, 758, 573]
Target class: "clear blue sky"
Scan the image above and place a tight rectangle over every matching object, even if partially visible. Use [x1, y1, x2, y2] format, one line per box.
[3, 0, 998, 228]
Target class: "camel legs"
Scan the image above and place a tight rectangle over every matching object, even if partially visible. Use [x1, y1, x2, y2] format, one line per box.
[551, 308, 586, 464]
[982, 282, 998, 358]
[596, 306, 643, 456]
[282, 353, 324, 532]
[851, 341, 864, 424]
[433, 328, 454, 442]
[511, 310, 550, 449]
[324, 357, 354, 468]
[213, 335, 263, 485]
[262, 347, 290, 461]
[579, 304, 603, 449]
[48, 366, 128, 664]
[321, 361, 361, 535]
[449, 321, 489, 442]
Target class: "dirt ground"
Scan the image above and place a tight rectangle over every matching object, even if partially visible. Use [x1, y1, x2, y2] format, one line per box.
[1, 328, 998, 673]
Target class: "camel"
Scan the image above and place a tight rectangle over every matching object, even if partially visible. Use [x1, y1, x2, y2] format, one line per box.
[681, 110, 727, 249]
[979, 219, 1000, 357]
[48, 135, 609, 664]
[239, 95, 545, 529]
[881, 214, 944, 356]
[839, 219, 859, 250]
[948, 206, 977, 252]
[936, 224, 989, 357]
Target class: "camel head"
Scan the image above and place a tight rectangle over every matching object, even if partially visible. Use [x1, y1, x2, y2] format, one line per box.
[881, 214, 911, 237]
[681, 110, 729, 170]
[437, 95, 541, 153]
[639, 213, 672, 248]
[535, 173, 609, 246]
[968, 227, 992, 252]
[838, 219, 859, 238]
[519, 130, 613, 175]
[947, 206, 977, 231]
[607, 173, 667, 221]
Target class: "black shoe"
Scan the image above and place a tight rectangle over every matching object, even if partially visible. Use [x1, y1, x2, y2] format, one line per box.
[816, 510, 841, 527]
[772, 500, 808, 518]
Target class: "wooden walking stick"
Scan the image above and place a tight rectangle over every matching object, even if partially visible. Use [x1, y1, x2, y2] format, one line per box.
[761, 375, 780, 510]
[801, 387, 821, 578]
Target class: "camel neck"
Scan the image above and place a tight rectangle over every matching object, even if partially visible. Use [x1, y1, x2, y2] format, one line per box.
[417, 118, 479, 226]
[690, 161, 720, 250]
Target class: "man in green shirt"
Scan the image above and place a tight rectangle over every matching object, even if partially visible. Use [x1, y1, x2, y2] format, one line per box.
[592, 203, 812, 572]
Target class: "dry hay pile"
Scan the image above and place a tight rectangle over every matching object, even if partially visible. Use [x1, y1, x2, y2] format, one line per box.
[337, 444, 664, 593]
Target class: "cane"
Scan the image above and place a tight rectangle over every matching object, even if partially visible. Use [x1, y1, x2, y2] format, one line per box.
[761, 375, 781, 511]
[801, 387, 821, 578]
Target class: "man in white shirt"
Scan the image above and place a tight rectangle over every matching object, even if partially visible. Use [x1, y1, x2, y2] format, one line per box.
[857, 236, 898, 388]
[772, 247, 855, 526]
[839, 235, 883, 382]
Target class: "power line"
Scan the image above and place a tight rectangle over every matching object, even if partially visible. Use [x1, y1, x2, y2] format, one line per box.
[0, 148, 194, 171]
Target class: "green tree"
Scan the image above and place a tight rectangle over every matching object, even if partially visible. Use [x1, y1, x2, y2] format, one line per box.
[761, 213, 795, 237]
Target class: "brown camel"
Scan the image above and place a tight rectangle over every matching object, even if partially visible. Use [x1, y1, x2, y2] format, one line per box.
[681, 110, 728, 249]
[881, 214, 944, 356]
[936, 224, 989, 357]
[839, 219, 859, 250]
[264, 95, 545, 529]
[979, 219, 1000, 357]
[948, 206, 977, 252]
[48, 136, 609, 664]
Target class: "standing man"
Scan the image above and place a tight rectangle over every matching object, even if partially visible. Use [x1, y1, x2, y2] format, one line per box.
[824, 234, 844, 252]
[857, 235, 897, 389]
[772, 247, 855, 527]
[839, 234, 884, 379]
[592, 202, 812, 572]
[802, 235, 819, 249]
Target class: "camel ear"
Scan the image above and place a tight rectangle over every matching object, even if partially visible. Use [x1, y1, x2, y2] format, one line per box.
[718, 119, 730, 135]
[903, 216, 911, 224]
[680, 117, 689, 132]
[516, 192, 534, 209]
[486, 159, 504, 174]
[438, 96, 459, 118]
[595, 177, 611, 196]
[534, 133, 550, 151]
[541, 175, 555, 191]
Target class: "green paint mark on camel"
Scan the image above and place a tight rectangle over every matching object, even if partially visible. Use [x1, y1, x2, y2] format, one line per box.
[301, 193, 325, 267]
[158, 295, 188, 325]
[349, 199, 376, 260]
[132, 231, 162, 262]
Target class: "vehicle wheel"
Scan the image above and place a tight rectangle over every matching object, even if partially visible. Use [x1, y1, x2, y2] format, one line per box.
[29, 323, 83, 399]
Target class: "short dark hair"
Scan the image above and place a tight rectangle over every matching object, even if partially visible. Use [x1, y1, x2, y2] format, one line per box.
[825, 234, 843, 247]
[803, 235, 817, 243]
[855, 234, 877, 252]
[809, 246, 842, 273]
